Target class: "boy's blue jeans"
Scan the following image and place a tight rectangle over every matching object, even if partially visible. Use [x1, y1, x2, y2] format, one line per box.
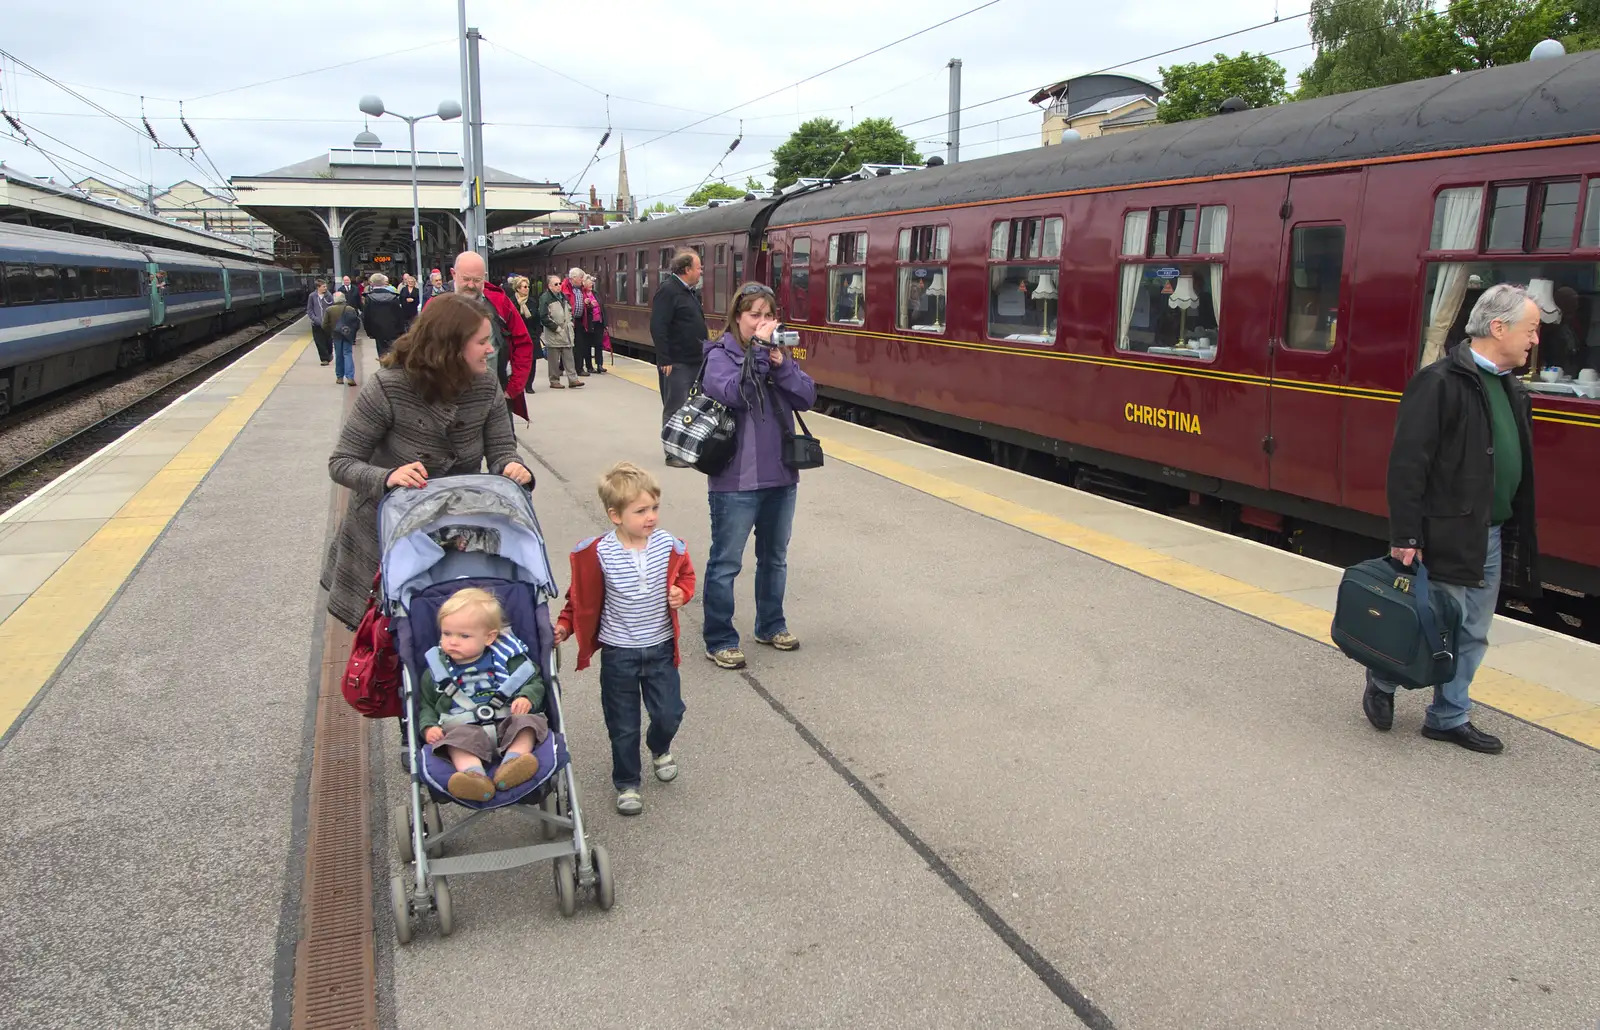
[333, 337, 354, 381]
[703, 485, 796, 653]
[597, 640, 683, 790]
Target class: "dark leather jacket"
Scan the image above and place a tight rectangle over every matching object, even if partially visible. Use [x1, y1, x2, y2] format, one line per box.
[1386, 341, 1538, 594]
[650, 274, 708, 366]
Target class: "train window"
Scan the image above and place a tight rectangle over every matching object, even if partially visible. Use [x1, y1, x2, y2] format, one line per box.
[714, 244, 725, 265]
[771, 249, 784, 294]
[1484, 184, 1529, 251]
[2, 264, 30, 305]
[1116, 263, 1220, 360]
[827, 231, 866, 326]
[790, 237, 811, 321]
[1122, 212, 1149, 256]
[59, 267, 82, 301]
[732, 251, 744, 292]
[1283, 226, 1345, 352]
[616, 258, 629, 306]
[1582, 180, 1600, 247]
[33, 265, 60, 303]
[1417, 259, 1595, 388]
[637, 250, 647, 271]
[1535, 180, 1580, 251]
[988, 218, 1062, 343]
[660, 247, 672, 270]
[1428, 187, 1484, 251]
[898, 225, 949, 334]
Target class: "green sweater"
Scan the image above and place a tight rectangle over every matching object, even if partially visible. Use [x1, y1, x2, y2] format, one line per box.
[417, 652, 543, 731]
[1476, 366, 1523, 525]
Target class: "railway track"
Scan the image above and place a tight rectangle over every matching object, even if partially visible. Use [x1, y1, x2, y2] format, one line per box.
[0, 314, 300, 513]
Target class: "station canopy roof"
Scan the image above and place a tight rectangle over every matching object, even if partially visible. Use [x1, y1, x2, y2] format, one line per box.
[230, 149, 565, 260]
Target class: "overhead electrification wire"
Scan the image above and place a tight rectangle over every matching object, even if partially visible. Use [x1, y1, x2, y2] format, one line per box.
[183, 38, 455, 102]
[484, 40, 718, 119]
[628, 0, 1006, 155]
[562, 97, 615, 196]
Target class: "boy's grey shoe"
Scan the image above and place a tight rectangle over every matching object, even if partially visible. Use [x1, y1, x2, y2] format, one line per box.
[615, 788, 643, 815]
[653, 753, 678, 782]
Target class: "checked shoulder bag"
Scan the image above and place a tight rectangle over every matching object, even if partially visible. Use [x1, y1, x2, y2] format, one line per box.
[661, 363, 738, 475]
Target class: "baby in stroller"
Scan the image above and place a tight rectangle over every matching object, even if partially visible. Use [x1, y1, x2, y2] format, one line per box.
[418, 587, 550, 802]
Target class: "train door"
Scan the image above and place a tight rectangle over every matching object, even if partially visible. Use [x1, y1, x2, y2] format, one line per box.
[146, 262, 166, 325]
[1266, 171, 1362, 505]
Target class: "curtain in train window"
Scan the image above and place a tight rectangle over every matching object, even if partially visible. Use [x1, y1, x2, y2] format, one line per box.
[897, 225, 948, 332]
[827, 232, 864, 326]
[1117, 262, 1220, 359]
[987, 217, 1061, 342]
[1421, 186, 1484, 367]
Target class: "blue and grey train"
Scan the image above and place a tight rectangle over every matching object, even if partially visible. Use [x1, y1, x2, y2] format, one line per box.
[0, 223, 308, 416]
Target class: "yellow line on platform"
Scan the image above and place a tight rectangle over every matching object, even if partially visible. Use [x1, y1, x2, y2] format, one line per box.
[0, 334, 313, 736]
[605, 357, 1599, 750]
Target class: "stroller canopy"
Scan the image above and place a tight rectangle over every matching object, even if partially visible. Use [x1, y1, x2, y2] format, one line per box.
[378, 474, 557, 609]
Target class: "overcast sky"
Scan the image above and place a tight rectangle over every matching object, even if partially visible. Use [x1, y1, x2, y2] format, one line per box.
[1, 0, 1316, 208]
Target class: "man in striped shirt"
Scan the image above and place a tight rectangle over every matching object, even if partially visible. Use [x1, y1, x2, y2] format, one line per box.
[556, 463, 697, 815]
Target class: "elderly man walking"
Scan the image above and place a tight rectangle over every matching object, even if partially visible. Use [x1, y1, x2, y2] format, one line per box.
[1362, 283, 1541, 754]
[361, 273, 406, 359]
[651, 248, 707, 467]
[448, 251, 533, 422]
[306, 278, 333, 367]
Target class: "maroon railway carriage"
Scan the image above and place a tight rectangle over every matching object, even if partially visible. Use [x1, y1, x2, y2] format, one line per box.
[494, 52, 1600, 606]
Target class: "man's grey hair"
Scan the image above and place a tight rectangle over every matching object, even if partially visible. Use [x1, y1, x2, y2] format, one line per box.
[368, 272, 388, 287]
[671, 248, 698, 275]
[1464, 283, 1533, 338]
[331, 291, 346, 303]
[567, 266, 585, 281]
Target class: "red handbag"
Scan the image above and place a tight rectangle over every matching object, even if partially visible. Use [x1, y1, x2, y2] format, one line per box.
[342, 572, 403, 718]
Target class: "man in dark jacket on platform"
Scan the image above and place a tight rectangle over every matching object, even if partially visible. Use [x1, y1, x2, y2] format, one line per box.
[1362, 283, 1541, 755]
[360, 273, 406, 358]
[651, 247, 708, 466]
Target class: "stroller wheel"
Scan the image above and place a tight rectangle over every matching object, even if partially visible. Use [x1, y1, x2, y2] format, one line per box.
[433, 876, 454, 936]
[539, 792, 560, 841]
[553, 857, 577, 917]
[424, 802, 445, 857]
[392, 803, 414, 865]
[390, 875, 413, 945]
[592, 844, 615, 911]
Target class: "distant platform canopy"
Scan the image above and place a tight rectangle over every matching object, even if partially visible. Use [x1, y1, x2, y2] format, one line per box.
[231, 149, 565, 278]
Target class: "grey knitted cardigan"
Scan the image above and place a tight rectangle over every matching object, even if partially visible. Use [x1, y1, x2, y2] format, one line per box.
[321, 366, 521, 628]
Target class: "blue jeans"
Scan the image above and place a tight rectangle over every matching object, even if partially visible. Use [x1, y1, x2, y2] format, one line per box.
[333, 337, 354, 380]
[703, 485, 797, 653]
[597, 640, 684, 790]
[1371, 525, 1501, 731]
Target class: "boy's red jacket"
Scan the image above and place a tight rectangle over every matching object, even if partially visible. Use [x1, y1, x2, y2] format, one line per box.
[555, 534, 696, 670]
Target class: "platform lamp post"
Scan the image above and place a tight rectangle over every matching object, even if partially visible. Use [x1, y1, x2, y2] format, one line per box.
[358, 96, 462, 280]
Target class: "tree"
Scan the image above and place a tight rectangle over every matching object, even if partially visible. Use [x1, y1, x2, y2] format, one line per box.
[1296, 0, 1432, 99]
[770, 116, 923, 188]
[1157, 52, 1289, 123]
[771, 117, 850, 188]
[1406, 0, 1570, 76]
[642, 200, 675, 216]
[684, 182, 747, 207]
[843, 117, 923, 167]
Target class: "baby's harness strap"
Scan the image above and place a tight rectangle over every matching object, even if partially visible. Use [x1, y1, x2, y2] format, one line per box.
[427, 632, 534, 744]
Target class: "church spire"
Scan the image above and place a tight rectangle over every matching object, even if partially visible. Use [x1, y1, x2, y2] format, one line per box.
[616, 135, 633, 220]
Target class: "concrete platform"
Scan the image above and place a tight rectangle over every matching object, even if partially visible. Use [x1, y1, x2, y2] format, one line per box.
[0, 323, 340, 1029]
[1, 342, 1595, 1030]
[373, 357, 1598, 1030]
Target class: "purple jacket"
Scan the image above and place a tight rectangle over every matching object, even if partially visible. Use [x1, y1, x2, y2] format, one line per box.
[700, 331, 817, 493]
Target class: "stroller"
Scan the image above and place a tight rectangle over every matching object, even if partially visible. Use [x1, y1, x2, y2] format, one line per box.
[379, 474, 614, 943]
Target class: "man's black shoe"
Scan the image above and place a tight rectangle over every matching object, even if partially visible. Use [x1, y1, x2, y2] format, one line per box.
[1421, 721, 1503, 754]
[1362, 681, 1393, 731]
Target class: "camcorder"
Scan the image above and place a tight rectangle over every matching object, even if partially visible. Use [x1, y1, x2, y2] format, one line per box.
[771, 328, 800, 349]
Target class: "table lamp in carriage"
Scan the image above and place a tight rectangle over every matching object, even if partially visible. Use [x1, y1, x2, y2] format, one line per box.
[1168, 274, 1200, 347]
[1526, 277, 1561, 375]
[926, 271, 946, 329]
[847, 272, 864, 322]
[1032, 272, 1058, 337]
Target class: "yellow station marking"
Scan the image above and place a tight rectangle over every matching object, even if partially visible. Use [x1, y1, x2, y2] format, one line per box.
[607, 356, 1599, 750]
[0, 334, 313, 736]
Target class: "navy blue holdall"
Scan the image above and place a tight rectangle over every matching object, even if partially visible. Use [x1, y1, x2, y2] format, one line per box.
[1331, 556, 1463, 689]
